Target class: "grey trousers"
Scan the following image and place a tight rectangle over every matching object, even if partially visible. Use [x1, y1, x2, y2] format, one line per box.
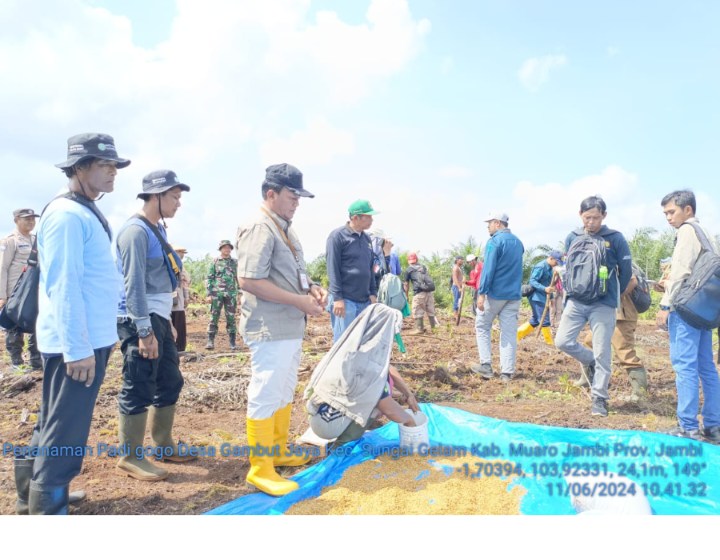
[29, 346, 112, 490]
[555, 299, 616, 400]
[474, 296, 520, 374]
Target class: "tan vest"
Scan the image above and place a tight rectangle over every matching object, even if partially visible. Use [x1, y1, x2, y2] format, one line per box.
[0, 230, 34, 300]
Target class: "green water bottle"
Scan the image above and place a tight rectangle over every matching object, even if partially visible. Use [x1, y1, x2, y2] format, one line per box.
[599, 265, 608, 295]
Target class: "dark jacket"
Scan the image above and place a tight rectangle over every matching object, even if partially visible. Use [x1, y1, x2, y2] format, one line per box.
[326, 224, 377, 302]
[478, 228, 524, 300]
[529, 260, 554, 306]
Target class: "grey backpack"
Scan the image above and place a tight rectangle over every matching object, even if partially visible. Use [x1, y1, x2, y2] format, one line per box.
[377, 273, 407, 311]
[564, 231, 612, 304]
[672, 222, 720, 329]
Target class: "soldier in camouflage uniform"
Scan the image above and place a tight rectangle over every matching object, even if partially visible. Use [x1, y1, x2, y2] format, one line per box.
[1, 208, 43, 370]
[205, 240, 239, 350]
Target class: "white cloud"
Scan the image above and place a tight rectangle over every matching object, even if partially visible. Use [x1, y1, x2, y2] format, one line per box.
[518, 54, 567, 92]
[508, 166, 672, 249]
[0, 0, 430, 254]
[259, 118, 355, 166]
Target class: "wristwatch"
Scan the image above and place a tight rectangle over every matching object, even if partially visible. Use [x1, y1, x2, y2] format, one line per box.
[660, 305, 670, 311]
[137, 326, 153, 338]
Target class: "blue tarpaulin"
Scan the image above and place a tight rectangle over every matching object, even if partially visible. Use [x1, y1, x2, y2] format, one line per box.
[206, 403, 720, 515]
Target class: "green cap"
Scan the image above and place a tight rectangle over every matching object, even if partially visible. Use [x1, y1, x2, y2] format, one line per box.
[348, 199, 379, 216]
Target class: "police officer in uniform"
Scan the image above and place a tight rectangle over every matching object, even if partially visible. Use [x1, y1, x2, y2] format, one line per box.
[0, 208, 42, 369]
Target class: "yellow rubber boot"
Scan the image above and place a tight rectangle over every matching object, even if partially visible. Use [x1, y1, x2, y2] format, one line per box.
[517, 322, 534, 341]
[273, 404, 312, 467]
[246, 417, 299, 496]
[541, 327, 554, 345]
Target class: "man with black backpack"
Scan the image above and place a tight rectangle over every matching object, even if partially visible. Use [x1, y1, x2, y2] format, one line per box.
[404, 252, 437, 334]
[13, 133, 130, 514]
[555, 196, 632, 418]
[656, 190, 720, 443]
[115, 170, 193, 481]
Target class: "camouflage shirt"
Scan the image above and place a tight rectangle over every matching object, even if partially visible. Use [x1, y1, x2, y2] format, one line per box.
[207, 257, 239, 296]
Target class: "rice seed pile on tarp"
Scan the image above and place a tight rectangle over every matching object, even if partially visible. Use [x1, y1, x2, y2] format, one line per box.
[286, 454, 526, 515]
[206, 404, 720, 515]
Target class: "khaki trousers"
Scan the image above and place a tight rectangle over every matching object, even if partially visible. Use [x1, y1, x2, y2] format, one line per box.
[583, 319, 642, 372]
[411, 291, 436, 319]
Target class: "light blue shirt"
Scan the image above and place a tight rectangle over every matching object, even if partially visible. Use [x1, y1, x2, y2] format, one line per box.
[36, 197, 120, 361]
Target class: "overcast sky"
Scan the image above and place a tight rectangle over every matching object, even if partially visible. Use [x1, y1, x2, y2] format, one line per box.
[1, 0, 718, 262]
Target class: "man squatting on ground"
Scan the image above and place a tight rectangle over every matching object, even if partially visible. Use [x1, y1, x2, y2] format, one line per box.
[236, 163, 326, 496]
[13, 133, 130, 514]
[115, 170, 193, 481]
[1, 208, 43, 370]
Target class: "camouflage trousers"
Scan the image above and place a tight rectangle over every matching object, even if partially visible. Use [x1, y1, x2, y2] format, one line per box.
[207, 293, 237, 335]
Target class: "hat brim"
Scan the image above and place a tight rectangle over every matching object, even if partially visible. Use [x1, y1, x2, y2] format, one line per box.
[55, 155, 131, 170]
[138, 183, 191, 197]
[351, 210, 379, 216]
[286, 187, 315, 198]
[218, 244, 234, 250]
[16, 213, 41, 218]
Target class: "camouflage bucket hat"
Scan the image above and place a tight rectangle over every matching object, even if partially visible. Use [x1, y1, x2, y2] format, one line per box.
[218, 239, 234, 250]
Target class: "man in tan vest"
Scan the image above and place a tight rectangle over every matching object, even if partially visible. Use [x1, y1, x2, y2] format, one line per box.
[0, 208, 42, 369]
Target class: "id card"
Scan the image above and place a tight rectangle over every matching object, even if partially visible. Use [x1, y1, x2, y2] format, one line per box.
[298, 271, 310, 292]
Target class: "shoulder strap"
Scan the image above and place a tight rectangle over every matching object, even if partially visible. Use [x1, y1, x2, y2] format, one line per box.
[681, 222, 717, 255]
[64, 192, 112, 240]
[134, 214, 181, 275]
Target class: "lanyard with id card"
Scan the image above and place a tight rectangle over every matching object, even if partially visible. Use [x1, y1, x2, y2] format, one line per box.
[261, 207, 311, 293]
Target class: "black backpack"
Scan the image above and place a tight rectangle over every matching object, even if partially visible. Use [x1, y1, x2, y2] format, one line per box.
[671, 222, 720, 329]
[629, 263, 652, 313]
[564, 230, 614, 304]
[411, 265, 435, 292]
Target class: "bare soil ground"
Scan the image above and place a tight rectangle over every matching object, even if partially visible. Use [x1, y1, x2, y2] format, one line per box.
[0, 303, 694, 515]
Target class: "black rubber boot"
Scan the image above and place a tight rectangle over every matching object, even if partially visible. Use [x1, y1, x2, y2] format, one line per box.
[28, 335, 43, 370]
[29, 485, 69, 515]
[14, 456, 33, 515]
[229, 334, 237, 351]
[205, 333, 215, 350]
[6, 329, 24, 367]
[15, 456, 85, 513]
